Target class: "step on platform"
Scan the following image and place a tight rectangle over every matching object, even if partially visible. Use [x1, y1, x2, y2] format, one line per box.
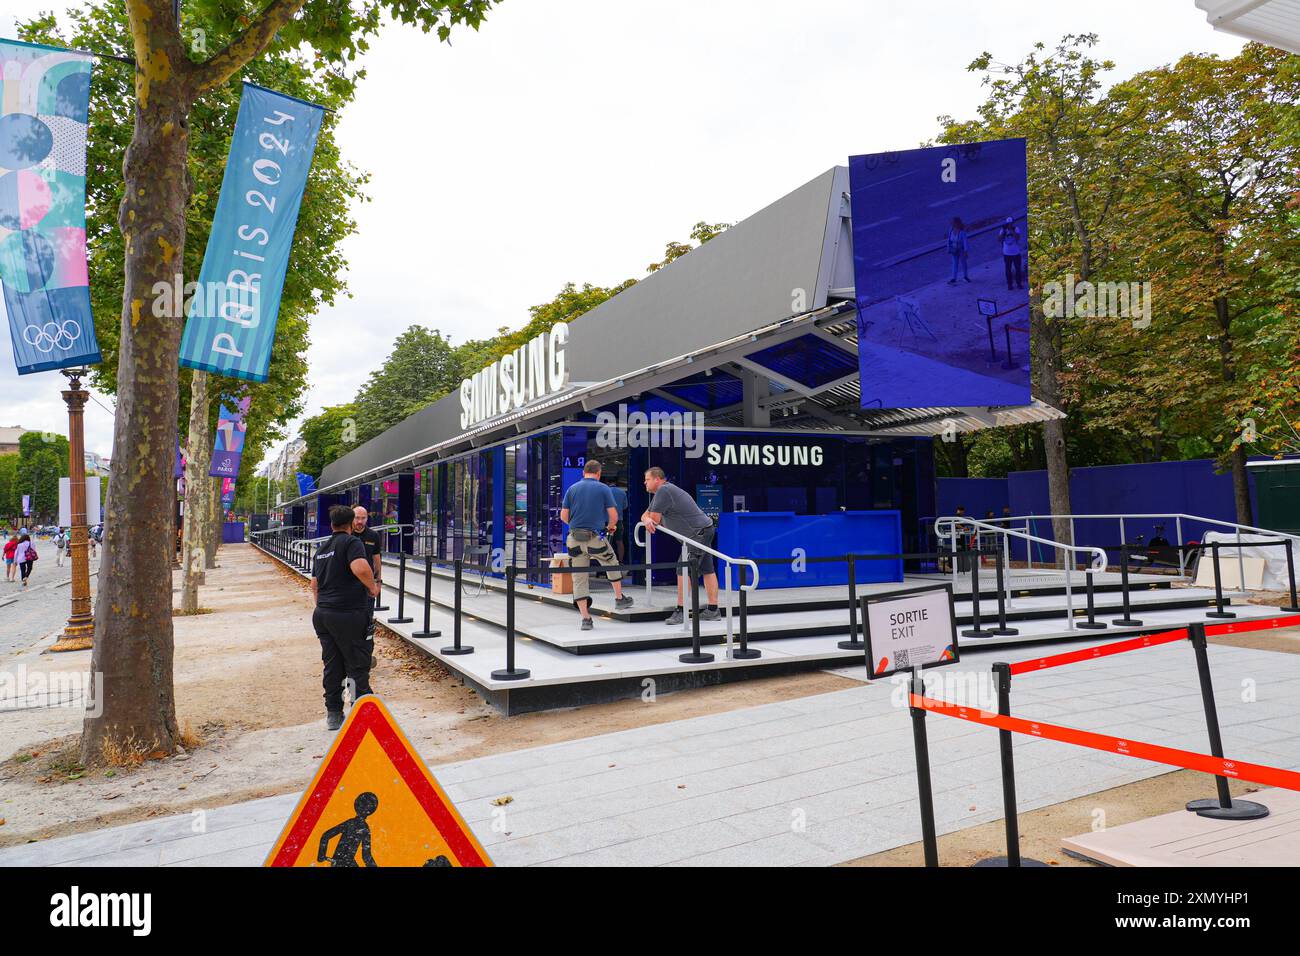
[252, 544, 1297, 714]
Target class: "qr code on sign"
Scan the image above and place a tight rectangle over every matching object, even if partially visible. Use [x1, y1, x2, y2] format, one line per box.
[894, 648, 910, 669]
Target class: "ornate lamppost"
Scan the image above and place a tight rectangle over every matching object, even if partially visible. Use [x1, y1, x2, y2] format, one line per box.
[50, 367, 94, 652]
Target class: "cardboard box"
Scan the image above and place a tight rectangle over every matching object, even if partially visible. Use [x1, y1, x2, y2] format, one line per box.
[550, 553, 572, 594]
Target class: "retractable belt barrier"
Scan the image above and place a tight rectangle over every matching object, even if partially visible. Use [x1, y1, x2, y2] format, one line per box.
[904, 613, 1300, 867]
[910, 693, 1300, 792]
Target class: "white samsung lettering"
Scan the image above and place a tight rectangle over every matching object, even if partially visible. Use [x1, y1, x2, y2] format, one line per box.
[460, 323, 571, 429]
[703, 442, 824, 467]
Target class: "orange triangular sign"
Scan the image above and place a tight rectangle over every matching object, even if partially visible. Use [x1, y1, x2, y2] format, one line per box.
[265, 696, 492, 867]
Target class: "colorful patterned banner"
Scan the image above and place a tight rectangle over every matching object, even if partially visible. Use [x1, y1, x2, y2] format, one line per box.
[220, 476, 236, 511]
[178, 83, 323, 382]
[210, 396, 251, 478]
[0, 39, 101, 374]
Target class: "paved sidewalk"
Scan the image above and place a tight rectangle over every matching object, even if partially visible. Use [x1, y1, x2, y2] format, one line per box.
[3, 636, 1298, 866]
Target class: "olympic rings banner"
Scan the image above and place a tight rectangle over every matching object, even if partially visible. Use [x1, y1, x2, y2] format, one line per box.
[0, 39, 102, 375]
[210, 395, 250, 478]
[179, 83, 323, 382]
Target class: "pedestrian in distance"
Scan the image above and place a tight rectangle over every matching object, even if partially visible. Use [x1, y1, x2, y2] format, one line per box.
[3, 533, 16, 582]
[999, 217, 1024, 290]
[946, 217, 971, 284]
[55, 527, 68, 567]
[641, 466, 722, 625]
[14, 533, 37, 588]
[560, 459, 633, 631]
[605, 476, 629, 563]
[312, 505, 381, 731]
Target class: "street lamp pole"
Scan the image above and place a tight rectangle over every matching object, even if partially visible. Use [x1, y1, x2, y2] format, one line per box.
[51, 367, 94, 652]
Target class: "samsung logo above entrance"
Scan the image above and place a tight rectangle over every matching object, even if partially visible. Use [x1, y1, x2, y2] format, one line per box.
[460, 323, 569, 429]
[705, 443, 824, 467]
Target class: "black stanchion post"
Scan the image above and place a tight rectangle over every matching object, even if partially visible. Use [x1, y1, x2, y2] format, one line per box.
[1284, 539, 1300, 613]
[732, 563, 760, 660]
[442, 558, 473, 655]
[908, 670, 939, 867]
[387, 552, 413, 624]
[679, 561, 713, 664]
[373, 551, 390, 611]
[839, 553, 865, 649]
[412, 554, 439, 639]
[491, 565, 530, 680]
[988, 541, 1019, 636]
[1184, 622, 1268, 820]
[974, 663, 1047, 868]
[962, 549, 991, 637]
[1206, 542, 1236, 619]
[1113, 544, 1144, 627]
[1075, 569, 1107, 630]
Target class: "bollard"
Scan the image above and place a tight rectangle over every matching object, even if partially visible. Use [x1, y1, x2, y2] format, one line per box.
[962, 550, 991, 637]
[908, 670, 939, 867]
[442, 558, 473, 655]
[988, 543, 1019, 636]
[732, 564, 760, 660]
[1285, 540, 1300, 613]
[679, 561, 713, 664]
[839, 553, 865, 649]
[1113, 545, 1144, 627]
[973, 663, 1047, 868]
[1206, 542, 1236, 620]
[412, 554, 440, 639]
[373, 554, 390, 611]
[1074, 569, 1107, 630]
[387, 552, 413, 624]
[1184, 623, 1268, 820]
[490, 566, 530, 680]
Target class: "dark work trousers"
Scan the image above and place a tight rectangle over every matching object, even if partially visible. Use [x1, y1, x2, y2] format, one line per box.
[365, 593, 376, 638]
[1003, 254, 1023, 289]
[314, 606, 373, 711]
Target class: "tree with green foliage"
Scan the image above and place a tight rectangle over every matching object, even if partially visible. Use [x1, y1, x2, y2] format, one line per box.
[20, 0, 498, 765]
[298, 403, 358, 478]
[352, 327, 462, 444]
[0, 454, 19, 521]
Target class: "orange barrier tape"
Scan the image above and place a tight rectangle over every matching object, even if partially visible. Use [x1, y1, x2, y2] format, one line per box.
[910, 693, 1300, 793]
[1008, 614, 1300, 676]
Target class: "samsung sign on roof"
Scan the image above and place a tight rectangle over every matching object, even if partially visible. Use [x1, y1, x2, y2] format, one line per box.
[460, 323, 569, 429]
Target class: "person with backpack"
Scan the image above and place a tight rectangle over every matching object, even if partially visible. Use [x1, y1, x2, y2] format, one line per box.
[55, 528, 68, 567]
[14, 533, 37, 587]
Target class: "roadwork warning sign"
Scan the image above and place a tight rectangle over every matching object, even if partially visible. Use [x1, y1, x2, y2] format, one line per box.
[265, 696, 492, 867]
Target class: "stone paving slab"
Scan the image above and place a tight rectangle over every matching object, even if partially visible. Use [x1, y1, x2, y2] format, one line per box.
[3, 637, 1298, 867]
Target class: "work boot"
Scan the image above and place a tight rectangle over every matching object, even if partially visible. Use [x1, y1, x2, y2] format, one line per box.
[614, 594, 634, 609]
[326, 710, 344, 731]
[580, 617, 594, 631]
[664, 607, 685, 626]
[698, 606, 723, 621]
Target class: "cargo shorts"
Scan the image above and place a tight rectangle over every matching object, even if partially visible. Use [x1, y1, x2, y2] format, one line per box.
[566, 529, 622, 604]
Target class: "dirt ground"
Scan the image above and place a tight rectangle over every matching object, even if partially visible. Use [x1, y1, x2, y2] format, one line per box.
[0, 543, 854, 848]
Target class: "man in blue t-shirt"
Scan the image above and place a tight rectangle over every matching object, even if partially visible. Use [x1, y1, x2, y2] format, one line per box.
[561, 460, 633, 630]
[605, 478, 629, 562]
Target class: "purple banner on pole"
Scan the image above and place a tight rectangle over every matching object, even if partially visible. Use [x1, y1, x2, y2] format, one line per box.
[210, 396, 250, 478]
[220, 476, 236, 511]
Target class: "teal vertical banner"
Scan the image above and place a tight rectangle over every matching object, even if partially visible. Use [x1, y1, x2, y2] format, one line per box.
[179, 83, 323, 382]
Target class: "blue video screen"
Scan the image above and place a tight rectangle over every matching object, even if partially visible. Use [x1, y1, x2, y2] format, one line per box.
[849, 138, 1032, 408]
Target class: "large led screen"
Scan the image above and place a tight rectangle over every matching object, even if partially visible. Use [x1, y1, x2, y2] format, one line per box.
[849, 138, 1032, 408]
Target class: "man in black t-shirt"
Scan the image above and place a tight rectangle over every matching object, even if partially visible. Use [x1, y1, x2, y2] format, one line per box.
[352, 506, 383, 644]
[313, 505, 380, 731]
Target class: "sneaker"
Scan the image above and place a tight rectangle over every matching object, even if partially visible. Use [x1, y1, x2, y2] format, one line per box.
[614, 595, 634, 609]
[664, 607, 685, 626]
[698, 607, 723, 621]
[580, 617, 594, 631]
[326, 710, 344, 731]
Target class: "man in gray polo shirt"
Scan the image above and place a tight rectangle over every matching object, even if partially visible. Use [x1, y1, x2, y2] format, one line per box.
[641, 466, 722, 626]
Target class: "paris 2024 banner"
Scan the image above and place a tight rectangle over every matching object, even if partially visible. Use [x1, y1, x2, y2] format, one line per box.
[0, 39, 102, 374]
[849, 138, 1031, 409]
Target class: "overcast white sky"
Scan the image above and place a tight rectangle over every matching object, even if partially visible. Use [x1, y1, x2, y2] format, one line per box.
[0, 0, 1243, 466]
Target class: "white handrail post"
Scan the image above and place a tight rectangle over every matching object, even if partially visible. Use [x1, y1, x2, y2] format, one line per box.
[1176, 516, 1186, 578]
[1065, 558, 1074, 629]
[1119, 516, 1126, 556]
[1236, 527, 1245, 591]
[644, 522, 653, 606]
[724, 562, 734, 658]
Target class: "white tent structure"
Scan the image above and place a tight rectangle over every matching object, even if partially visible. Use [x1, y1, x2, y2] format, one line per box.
[1196, 0, 1300, 52]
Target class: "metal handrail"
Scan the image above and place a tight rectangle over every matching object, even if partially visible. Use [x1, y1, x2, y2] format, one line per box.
[634, 519, 759, 658]
[1004, 512, 1300, 585]
[936, 516, 1107, 633]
